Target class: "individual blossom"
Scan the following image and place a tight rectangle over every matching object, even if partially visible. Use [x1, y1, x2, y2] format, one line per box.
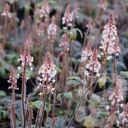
[1, 3, 11, 18]
[62, 4, 73, 28]
[100, 12, 119, 58]
[0, 43, 3, 54]
[59, 34, 69, 52]
[37, 22, 45, 36]
[47, 16, 57, 39]
[81, 41, 92, 62]
[8, 67, 18, 90]
[40, 0, 50, 18]
[85, 49, 101, 77]
[38, 51, 56, 85]
[18, 42, 33, 71]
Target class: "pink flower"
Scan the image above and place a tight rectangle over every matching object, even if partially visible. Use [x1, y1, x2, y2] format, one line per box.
[38, 51, 56, 84]
[18, 42, 33, 71]
[100, 12, 120, 58]
[62, 4, 73, 28]
[59, 34, 69, 52]
[1, 3, 11, 18]
[109, 78, 123, 105]
[81, 41, 92, 62]
[85, 49, 101, 77]
[40, 0, 50, 18]
[47, 16, 57, 39]
[8, 67, 18, 90]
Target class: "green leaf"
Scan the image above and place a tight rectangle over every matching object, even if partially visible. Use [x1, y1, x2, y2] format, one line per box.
[24, 4, 31, 11]
[47, 0, 57, 4]
[0, 110, 8, 120]
[26, 70, 33, 78]
[83, 115, 95, 128]
[120, 71, 128, 78]
[75, 28, 83, 38]
[57, 93, 62, 101]
[67, 76, 82, 82]
[64, 92, 72, 100]
[0, 91, 6, 98]
[68, 29, 77, 40]
[29, 101, 43, 109]
[55, 65, 61, 73]
[97, 77, 107, 88]
[66, 76, 82, 87]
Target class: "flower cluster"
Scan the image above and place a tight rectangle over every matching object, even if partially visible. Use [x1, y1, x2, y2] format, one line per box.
[1, 3, 11, 18]
[47, 16, 57, 39]
[84, 49, 101, 77]
[109, 78, 123, 105]
[100, 12, 120, 58]
[0, 43, 3, 54]
[59, 34, 69, 52]
[81, 41, 92, 62]
[8, 67, 18, 90]
[40, 0, 50, 18]
[62, 3, 78, 29]
[18, 42, 33, 71]
[38, 51, 56, 85]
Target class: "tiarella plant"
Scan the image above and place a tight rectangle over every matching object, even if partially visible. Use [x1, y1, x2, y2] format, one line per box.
[0, 0, 127, 128]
